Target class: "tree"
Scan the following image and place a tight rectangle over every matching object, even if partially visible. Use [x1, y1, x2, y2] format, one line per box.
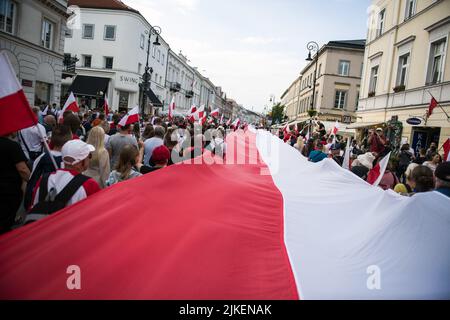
[270, 103, 286, 124]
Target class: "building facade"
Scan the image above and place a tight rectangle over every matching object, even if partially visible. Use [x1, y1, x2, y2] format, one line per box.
[165, 50, 196, 115]
[295, 40, 365, 124]
[281, 76, 302, 121]
[358, 0, 450, 150]
[64, 0, 169, 113]
[0, 0, 68, 107]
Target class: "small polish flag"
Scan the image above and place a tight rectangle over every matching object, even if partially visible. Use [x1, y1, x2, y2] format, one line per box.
[232, 118, 241, 129]
[332, 121, 340, 135]
[194, 105, 205, 121]
[169, 97, 175, 121]
[367, 152, 391, 187]
[210, 108, 220, 118]
[226, 118, 232, 126]
[443, 138, 450, 162]
[428, 97, 438, 118]
[283, 124, 291, 135]
[59, 92, 79, 121]
[188, 105, 197, 122]
[342, 138, 352, 170]
[0, 51, 37, 136]
[119, 106, 140, 127]
[104, 94, 110, 116]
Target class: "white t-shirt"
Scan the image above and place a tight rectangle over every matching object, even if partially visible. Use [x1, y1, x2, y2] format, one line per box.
[19, 124, 47, 157]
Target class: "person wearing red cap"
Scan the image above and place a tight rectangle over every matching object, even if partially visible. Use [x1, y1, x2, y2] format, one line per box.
[139, 145, 171, 174]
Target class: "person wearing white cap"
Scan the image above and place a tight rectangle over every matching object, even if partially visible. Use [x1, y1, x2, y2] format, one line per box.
[26, 140, 101, 223]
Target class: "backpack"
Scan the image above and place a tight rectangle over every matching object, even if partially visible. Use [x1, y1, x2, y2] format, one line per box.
[25, 173, 90, 224]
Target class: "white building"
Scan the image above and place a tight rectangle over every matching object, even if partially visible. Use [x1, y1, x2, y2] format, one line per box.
[165, 50, 196, 115]
[0, 0, 68, 107]
[64, 0, 169, 113]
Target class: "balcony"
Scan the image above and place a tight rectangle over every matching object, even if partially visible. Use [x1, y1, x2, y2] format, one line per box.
[185, 90, 194, 98]
[170, 82, 181, 92]
[62, 54, 79, 79]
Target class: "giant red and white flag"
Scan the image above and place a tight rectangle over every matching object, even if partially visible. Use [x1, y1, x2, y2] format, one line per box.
[59, 92, 79, 121]
[210, 108, 220, 118]
[0, 131, 448, 300]
[367, 152, 391, 186]
[168, 97, 175, 121]
[118, 106, 140, 127]
[0, 51, 37, 136]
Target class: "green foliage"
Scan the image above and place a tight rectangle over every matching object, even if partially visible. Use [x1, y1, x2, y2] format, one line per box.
[270, 103, 286, 124]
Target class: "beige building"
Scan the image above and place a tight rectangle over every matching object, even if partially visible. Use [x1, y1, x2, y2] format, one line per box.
[281, 40, 366, 126]
[358, 0, 450, 151]
[0, 0, 69, 107]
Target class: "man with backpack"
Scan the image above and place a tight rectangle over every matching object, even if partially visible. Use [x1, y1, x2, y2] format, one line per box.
[24, 125, 72, 211]
[25, 140, 101, 224]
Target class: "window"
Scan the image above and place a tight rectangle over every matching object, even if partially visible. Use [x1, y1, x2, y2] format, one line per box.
[104, 25, 116, 40]
[104, 56, 113, 69]
[396, 53, 410, 87]
[338, 60, 350, 76]
[369, 66, 379, 94]
[83, 24, 94, 39]
[138, 63, 142, 74]
[405, 0, 416, 20]
[335, 90, 347, 109]
[427, 38, 447, 85]
[377, 9, 385, 38]
[318, 64, 322, 77]
[356, 91, 360, 110]
[41, 19, 54, 49]
[152, 45, 156, 58]
[0, 0, 15, 34]
[162, 54, 165, 65]
[65, 28, 72, 38]
[82, 55, 92, 68]
[156, 49, 160, 62]
[140, 34, 145, 49]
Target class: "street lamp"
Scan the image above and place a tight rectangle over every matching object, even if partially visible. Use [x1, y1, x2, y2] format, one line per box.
[140, 25, 162, 120]
[306, 41, 320, 137]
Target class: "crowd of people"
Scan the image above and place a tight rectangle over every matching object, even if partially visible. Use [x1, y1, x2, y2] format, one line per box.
[278, 120, 450, 198]
[0, 104, 227, 234]
[1, 104, 448, 235]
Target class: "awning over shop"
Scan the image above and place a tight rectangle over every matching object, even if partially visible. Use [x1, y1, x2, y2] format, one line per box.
[146, 89, 163, 107]
[346, 122, 384, 130]
[69, 75, 110, 97]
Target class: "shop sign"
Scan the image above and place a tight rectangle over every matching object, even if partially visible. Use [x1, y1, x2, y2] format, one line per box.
[406, 117, 422, 126]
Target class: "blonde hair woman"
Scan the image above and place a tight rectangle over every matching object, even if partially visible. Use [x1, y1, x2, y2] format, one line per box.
[85, 126, 110, 188]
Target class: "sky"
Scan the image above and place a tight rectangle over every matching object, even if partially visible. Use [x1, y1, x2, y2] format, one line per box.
[124, 0, 371, 113]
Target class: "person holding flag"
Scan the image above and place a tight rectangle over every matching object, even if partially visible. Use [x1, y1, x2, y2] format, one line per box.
[0, 51, 36, 233]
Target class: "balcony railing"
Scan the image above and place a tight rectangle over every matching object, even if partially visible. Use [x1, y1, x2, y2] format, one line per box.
[63, 54, 78, 74]
[185, 90, 194, 98]
[170, 82, 181, 92]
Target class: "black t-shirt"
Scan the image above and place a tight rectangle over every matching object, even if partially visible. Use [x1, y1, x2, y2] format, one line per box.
[0, 137, 28, 194]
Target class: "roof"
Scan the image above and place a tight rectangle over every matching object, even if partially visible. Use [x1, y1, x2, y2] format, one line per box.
[68, 0, 140, 14]
[299, 39, 366, 75]
[326, 39, 366, 50]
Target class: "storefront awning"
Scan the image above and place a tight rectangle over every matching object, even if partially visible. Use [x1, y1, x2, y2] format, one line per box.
[69, 75, 110, 97]
[346, 122, 384, 130]
[146, 89, 163, 107]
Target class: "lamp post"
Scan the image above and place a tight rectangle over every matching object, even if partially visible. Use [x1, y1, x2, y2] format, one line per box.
[140, 25, 162, 120]
[305, 41, 320, 137]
